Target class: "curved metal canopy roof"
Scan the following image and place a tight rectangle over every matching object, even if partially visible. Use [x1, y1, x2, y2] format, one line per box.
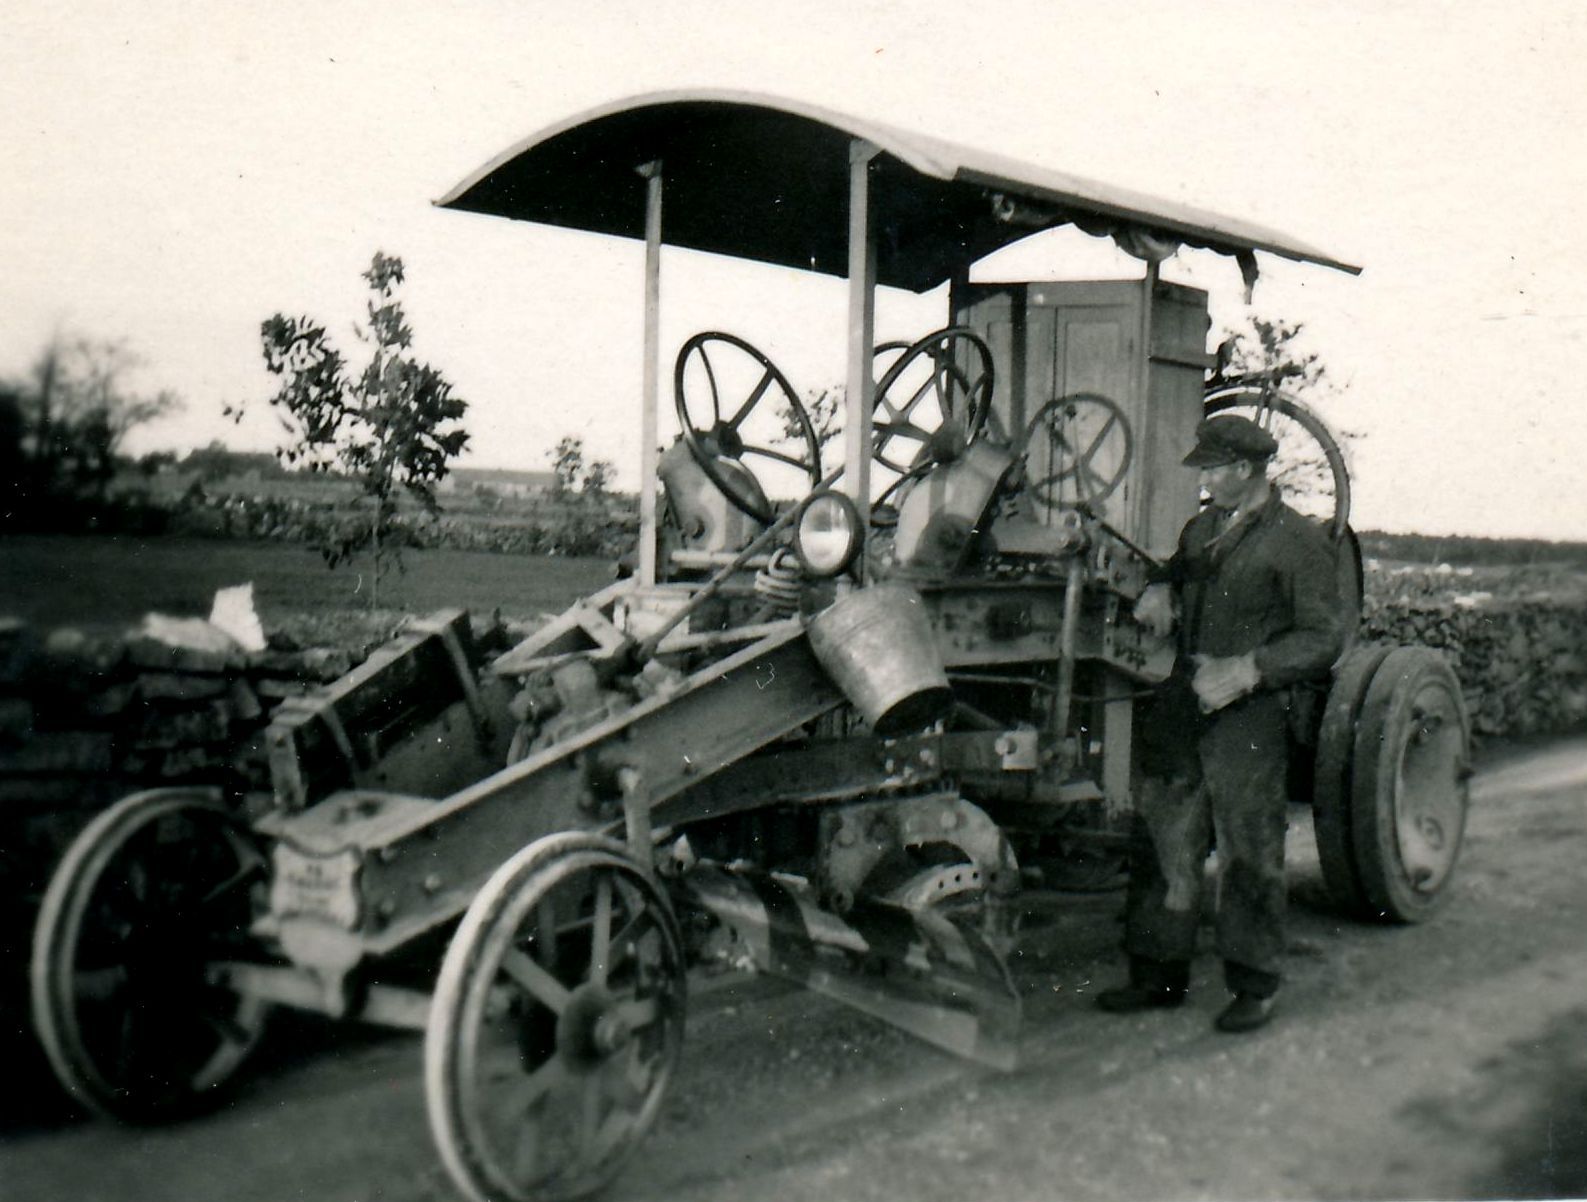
[438, 89, 1359, 292]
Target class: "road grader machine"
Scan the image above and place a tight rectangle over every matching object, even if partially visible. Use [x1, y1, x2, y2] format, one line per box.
[30, 92, 1471, 1202]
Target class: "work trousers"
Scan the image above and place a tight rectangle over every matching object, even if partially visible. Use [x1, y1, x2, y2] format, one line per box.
[1122, 691, 1290, 996]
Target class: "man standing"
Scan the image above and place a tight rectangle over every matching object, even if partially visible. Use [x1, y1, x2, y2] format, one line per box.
[1096, 414, 1344, 1033]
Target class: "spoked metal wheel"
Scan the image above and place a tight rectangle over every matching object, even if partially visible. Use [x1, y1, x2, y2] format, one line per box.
[426, 833, 687, 1202]
[30, 789, 271, 1120]
[1349, 647, 1472, 922]
[1203, 384, 1351, 538]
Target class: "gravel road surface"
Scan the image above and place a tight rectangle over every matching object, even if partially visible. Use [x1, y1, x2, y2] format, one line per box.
[4, 737, 1585, 1202]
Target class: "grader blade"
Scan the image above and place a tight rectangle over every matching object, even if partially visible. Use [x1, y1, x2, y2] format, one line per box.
[681, 865, 1021, 1070]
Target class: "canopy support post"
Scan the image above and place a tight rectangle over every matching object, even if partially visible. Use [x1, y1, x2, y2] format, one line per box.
[1130, 257, 1159, 540]
[843, 140, 880, 537]
[637, 160, 664, 586]
[947, 264, 970, 326]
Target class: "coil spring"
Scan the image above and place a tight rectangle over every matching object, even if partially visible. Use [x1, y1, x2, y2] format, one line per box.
[753, 547, 804, 618]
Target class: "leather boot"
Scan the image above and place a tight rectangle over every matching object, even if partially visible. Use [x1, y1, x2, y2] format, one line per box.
[1096, 955, 1188, 1013]
[1096, 983, 1186, 1012]
[1214, 992, 1276, 1033]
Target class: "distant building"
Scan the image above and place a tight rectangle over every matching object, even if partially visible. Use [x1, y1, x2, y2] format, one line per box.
[442, 467, 559, 497]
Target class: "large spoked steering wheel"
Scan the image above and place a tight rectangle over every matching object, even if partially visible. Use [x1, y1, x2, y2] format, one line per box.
[871, 328, 994, 491]
[1020, 393, 1134, 509]
[674, 332, 823, 524]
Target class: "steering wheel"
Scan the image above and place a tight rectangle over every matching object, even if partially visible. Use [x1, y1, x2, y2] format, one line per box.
[871, 328, 994, 487]
[674, 332, 822, 524]
[1021, 393, 1134, 509]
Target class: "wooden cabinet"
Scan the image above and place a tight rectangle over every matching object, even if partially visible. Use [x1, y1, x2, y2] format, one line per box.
[957, 278, 1213, 559]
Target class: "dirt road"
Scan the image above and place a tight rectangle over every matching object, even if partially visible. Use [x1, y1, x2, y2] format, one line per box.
[4, 738, 1585, 1202]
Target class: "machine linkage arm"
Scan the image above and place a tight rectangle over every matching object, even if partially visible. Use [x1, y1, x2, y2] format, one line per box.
[272, 623, 846, 961]
[649, 727, 1042, 831]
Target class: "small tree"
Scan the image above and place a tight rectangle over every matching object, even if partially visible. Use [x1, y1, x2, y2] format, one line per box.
[1207, 313, 1357, 522]
[252, 252, 469, 606]
[548, 435, 586, 496]
[581, 457, 615, 498]
[1208, 315, 1327, 395]
[777, 385, 844, 454]
[546, 435, 614, 496]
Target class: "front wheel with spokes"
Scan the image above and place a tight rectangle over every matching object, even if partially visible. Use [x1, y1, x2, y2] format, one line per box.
[30, 789, 271, 1120]
[426, 833, 687, 1202]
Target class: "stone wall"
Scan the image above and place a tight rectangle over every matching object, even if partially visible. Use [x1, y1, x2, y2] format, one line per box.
[0, 617, 364, 1059]
[1362, 564, 1587, 738]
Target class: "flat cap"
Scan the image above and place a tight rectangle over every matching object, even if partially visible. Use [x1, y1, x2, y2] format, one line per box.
[1182, 415, 1279, 467]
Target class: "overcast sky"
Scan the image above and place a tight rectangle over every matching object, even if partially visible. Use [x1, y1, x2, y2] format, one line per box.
[4, 1, 1585, 539]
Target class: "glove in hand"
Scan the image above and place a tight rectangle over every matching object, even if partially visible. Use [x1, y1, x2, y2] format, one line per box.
[1192, 653, 1261, 712]
[1133, 583, 1175, 638]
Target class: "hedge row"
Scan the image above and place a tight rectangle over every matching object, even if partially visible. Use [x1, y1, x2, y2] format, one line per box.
[166, 491, 639, 559]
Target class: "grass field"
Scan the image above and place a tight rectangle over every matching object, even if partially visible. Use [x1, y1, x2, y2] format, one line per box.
[8, 529, 1585, 638]
[0, 534, 615, 629]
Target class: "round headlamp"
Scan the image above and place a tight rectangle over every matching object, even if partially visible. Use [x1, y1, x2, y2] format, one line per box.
[792, 490, 863, 578]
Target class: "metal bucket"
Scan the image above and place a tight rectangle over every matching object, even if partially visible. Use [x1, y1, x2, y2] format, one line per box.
[806, 584, 951, 737]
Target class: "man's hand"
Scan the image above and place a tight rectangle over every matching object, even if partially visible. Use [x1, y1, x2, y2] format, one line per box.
[1192, 653, 1261, 712]
[1133, 583, 1175, 638]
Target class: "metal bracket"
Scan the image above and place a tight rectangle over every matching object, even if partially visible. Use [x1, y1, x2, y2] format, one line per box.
[619, 766, 654, 878]
[318, 705, 367, 785]
[993, 728, 1040, 770]
[412, 614, 491, 744]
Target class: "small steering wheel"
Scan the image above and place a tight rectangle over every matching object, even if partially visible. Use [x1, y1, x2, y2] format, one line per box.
[674, 332, 822, 524]
[1021, 393, 1134, 509]
[871, 328, 994, 486]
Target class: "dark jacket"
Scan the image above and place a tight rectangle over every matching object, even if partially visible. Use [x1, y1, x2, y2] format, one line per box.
[1164, 492, 1344, 685]
[1140, 492, 1344, 774]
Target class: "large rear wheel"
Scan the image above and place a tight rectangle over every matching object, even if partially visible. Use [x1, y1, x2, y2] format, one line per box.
[1349, 647, 1472, 922]
[426, 833, 687, 1202]
[1312, 645, 1394, 918]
